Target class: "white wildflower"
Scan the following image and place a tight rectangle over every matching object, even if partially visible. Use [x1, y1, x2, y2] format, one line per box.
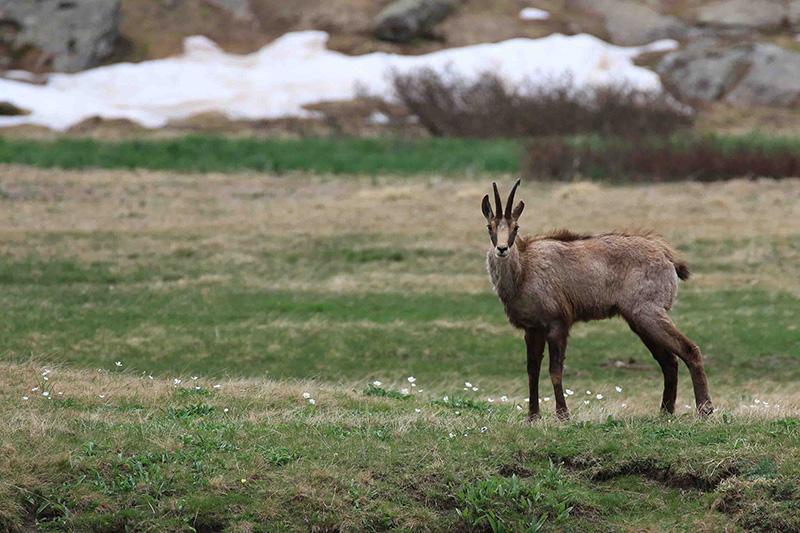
[308, 398, 316, 405]
[372, 381, 382, 386]
[173, 378, 181, 385]
[115, 361, 122, 367]
[401, 388, 409, 394]
[480, 426, 488, 433]
[516, 405, 523, 410]
[22, 396, 28, 400]
[148, 375, 154, 380]
[42, 392, 49, 397]
[621, 403, 627, 408]
[524, 398, 530, 402]
[500, 396, 508, 402]
[443, 396, 449, 402]
[449, 433, 455, 438]
[224, 408, 229, 413]
[472, 387, 479, 391]
[32, 387, 39, 391]
[584, 400, 590, 405]
[544, 397, 550, 402]
[455, 411, 460, 415]
[684, 404, 691, 409]
[596, 394, 603, 399]
[407, 376, 416, 383]
[615, 386, 622, 392]
[487, 398, 495, 403]
[586, 390, 591, 395]
[415, 408, 421, 412]
[213, 384, 221, 389]
[465, 382, 472, 387]
[302, 392, 311, 398]
[565, 389, 574, 395]
[99, 394, 105, 399]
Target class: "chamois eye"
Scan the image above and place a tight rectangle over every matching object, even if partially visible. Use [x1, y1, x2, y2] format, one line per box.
[514, 225, 519, 232]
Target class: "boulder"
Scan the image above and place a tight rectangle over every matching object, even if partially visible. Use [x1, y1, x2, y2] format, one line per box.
[695, 0, 795, 31]
[203, 0, 253, 22]
[374, 0, 455, 43]
[0, 0, 120, 73]
[0, 101, 28, 115]
[568, 0, 691, 46]
[657, 41, 800, 107]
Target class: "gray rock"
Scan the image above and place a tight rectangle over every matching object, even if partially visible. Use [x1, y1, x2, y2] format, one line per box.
[0, 101, 29, 115]
[0, 0, 120, 73]
[569, 0, 691, 46]
[695, 0, 793, 31]
[657, 41, 800, 107]
[203, 0, 253, 22]
[374, 0, 455, 43]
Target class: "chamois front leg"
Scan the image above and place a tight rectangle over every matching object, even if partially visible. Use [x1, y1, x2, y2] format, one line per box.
[524, 328, 546, 422]
[547, 323, 570, 420]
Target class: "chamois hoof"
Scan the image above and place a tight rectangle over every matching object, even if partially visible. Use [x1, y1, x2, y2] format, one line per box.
[697, 402, 715, 418]
[555, 409, 570, 421]
[524, 413, 541, 423]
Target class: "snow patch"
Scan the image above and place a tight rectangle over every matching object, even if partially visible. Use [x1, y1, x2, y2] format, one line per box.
[0, 31, 677, 131]
[519, 7, 550, 20]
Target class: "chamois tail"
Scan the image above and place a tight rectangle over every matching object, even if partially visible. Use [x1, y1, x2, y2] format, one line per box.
[673, 260, 691, 281]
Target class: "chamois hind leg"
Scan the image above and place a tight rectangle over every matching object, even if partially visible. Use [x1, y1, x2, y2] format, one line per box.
[547, 323, 570, 420]
[524, 328, 546, 422]
[627, 320, 679, 414]
[628, 307, 714, 416]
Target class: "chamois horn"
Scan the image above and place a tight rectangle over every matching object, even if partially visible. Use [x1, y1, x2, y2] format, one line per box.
[505, 178, 521, 219]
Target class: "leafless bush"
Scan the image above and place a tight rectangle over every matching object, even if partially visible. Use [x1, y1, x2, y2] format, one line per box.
[523, 136, 800, 182]
[390, 68, 694, 138]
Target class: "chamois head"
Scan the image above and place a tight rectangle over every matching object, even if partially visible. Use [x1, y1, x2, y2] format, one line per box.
[482, 179, 525, 259]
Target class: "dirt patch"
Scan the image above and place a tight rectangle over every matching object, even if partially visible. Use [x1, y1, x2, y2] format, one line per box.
[555, 455, 739, 491]
[498, 462, 533, 478]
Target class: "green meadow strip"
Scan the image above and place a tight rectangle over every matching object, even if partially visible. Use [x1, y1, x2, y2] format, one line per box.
[0, 136, 523, 174]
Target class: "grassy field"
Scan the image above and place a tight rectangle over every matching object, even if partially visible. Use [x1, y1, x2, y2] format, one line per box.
[0, 137, 522, 175]
[1, 164, 800, 531]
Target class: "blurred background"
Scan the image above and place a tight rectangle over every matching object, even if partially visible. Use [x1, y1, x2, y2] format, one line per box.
[2, 3, 800, 531]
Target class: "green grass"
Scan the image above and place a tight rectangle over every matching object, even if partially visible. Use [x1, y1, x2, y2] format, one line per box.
[0, 136, 522, 174]
[3, 364, 799, 532]
[1, 283, 799, 384]
[1, 168, 799, 530]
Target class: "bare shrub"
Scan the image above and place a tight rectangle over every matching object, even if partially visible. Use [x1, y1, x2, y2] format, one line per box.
[390, 68, 694, 138]
[523, 136, 800, 182]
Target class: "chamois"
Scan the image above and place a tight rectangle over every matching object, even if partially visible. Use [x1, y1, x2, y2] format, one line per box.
[482, 179, 713, 421]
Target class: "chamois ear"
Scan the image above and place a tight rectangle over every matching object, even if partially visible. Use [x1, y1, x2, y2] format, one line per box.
[481, 194, 494, 222]
[512, 200, 525, 221]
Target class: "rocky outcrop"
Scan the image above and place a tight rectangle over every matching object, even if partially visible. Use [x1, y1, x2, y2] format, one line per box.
[657, 41, 800, 107]
[203, 0, 253, 22]
[374, 0, 455, 42]
[568, 0, 691, 46]
[695, 0, 795, 31]
[0, 0, 120, 73]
